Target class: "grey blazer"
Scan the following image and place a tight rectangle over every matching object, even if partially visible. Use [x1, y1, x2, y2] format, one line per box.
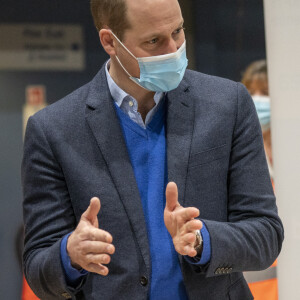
[22, 65, 284, 300]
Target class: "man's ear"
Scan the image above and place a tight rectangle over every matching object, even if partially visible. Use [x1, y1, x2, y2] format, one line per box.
[99, 29, 116, 56]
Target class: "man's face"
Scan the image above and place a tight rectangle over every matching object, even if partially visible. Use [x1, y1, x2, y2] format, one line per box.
[113, 0, 185, 78]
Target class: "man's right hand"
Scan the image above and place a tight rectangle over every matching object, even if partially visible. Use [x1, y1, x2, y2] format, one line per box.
[67, 197, 115, 276]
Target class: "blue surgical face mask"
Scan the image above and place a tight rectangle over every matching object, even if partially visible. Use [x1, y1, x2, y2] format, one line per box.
[111, 31, 188, 92]
[252, 95, 271, 130]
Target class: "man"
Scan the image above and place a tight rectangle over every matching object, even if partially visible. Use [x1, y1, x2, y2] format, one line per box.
[22, 0, 284, 299]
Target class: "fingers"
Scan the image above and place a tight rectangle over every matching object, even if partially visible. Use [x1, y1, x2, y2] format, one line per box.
[81, 240, 115, 255]
[83, 227, 113, 244]
[184, 219, 202, 232]
[183, 232, 197, 244]
[174, 235, 197, 257]
[170, 207, 200, 228]
[172, 218, 203, 257]
[81, 197, 101, 227]
[86, 263, 109, 276]
[184, 245, 197, 257]
[67, 230, 115, 276]
[85, 253, 112, 265]
[67, 198, 116, 276]
[178, 234, 199, 257]
[165, 182, 179, 212]
[181, 207, 200, 222]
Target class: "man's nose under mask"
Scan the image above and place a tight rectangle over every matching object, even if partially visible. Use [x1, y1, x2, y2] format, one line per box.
[111, 31, 188, 92]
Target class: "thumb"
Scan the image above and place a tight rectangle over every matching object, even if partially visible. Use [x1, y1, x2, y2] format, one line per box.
[81, 197, 101, 227]
[165, 182, 180, 212]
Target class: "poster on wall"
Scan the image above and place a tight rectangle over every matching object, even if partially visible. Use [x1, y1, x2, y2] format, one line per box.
[0, 24, 85, 71]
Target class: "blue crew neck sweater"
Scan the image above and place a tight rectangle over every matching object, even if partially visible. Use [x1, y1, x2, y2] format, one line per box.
[114, 99, 188, 300]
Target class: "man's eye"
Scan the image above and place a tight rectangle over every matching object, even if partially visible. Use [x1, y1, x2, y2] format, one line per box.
[149, 38, 158, 44]
[173, 27, 185, 34]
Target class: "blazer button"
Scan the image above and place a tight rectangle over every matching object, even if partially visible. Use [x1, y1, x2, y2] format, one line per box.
[140, 276, 148, 286]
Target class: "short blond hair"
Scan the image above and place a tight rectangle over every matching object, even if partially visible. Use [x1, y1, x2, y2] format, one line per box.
[241, 60, 268, 90]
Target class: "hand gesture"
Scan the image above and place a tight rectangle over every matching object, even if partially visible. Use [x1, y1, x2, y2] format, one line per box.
[67, 197, 115, 275]
[164, 182, 202, 257]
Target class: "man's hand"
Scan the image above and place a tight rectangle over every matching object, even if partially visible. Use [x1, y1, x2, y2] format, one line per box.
[67, 197, 115, 276]
[164, 182, 202, 257]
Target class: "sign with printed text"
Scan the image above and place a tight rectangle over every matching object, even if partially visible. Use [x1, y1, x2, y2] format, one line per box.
[0, 24, 85, 71]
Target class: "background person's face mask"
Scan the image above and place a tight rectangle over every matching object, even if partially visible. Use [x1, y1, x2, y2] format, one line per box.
[252, 95, 271, 130]
[111, 31, 188, 92]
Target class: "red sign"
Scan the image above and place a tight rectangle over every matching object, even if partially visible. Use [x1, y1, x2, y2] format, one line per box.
[26, 85, 46, 106]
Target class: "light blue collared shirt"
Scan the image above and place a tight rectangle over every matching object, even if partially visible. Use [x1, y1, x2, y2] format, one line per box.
[105, 61, 164, 129]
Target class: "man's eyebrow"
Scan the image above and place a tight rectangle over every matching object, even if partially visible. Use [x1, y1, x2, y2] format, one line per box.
[141, 20, 185, 41]
[178, 20, 184, 28]
[174, 20, 185, 31]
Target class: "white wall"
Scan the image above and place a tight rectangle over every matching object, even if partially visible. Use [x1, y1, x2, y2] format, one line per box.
[264, 1, 300, 298]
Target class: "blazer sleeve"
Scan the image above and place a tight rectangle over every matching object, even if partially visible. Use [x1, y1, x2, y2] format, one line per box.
[22, 115, 86, 299]
[202, 83, 284, 277]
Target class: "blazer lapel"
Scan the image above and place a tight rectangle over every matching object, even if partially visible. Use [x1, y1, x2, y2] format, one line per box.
[166, 78, 195, 206]
[85, 66, 151, 272]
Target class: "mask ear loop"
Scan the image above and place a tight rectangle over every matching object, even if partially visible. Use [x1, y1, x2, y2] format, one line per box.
[110, 30, 150, 91]
[110, 30, 137, 60]
[114, 55, 134, 78]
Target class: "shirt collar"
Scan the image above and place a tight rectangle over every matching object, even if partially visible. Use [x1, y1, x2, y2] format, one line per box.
[105, 60, 164, 107]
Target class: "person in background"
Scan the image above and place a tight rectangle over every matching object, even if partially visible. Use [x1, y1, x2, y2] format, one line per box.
[242, 59, 278, 300]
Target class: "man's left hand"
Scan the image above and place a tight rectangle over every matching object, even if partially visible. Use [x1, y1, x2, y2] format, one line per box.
[164, 182, 203, 257]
